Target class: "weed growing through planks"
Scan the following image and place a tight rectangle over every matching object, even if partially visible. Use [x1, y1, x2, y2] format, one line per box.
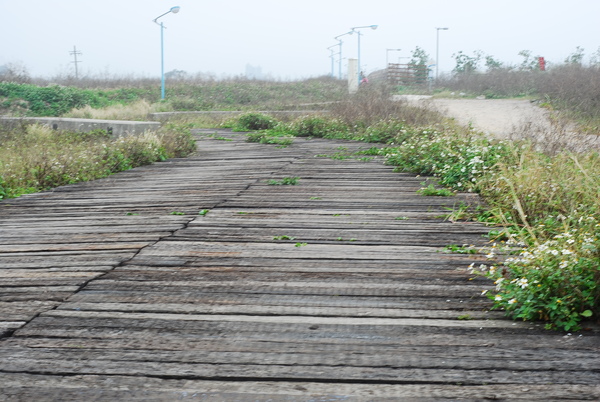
[294, 242, 308, 247]
[395, 216, 409, 220]
[443, 244, 477, 254]
[273, 235, 296, 241]
[315, 152, 353, 160]
[355, 147, 383, 156]
[170, 211, 185, 215]
[417, 183, 455, 197]
[246, 131, 294, 147]
[442, 203, 472, 223]
[310, 196, 322, 200]
[126, 212, 139, 216]
[198, 209, 210, 216]
[268, 177, 299, 185]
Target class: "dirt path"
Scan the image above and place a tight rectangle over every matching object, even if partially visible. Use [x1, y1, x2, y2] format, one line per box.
[396, 95, 552, 138]
[431, 98, 552, 138]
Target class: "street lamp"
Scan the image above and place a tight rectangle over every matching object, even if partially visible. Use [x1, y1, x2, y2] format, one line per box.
[386, 48, 401, 67]
[334, 31, 353, 80]
[327, 45, 338, 78]
[435, 27, 449, 81]
[351, 25, 378, 84]
[153, 6, 181, 100]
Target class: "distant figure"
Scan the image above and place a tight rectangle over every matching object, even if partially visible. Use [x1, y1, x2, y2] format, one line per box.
[360, 71, 368, 85]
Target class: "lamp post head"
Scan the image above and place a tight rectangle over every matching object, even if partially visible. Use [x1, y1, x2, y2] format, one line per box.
[170, 6, 181, 13]
[437, 27, 449, 31]
[350, 25, 379, 32]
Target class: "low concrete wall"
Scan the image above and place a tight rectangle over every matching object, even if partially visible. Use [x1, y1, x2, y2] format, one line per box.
[0, 117, 160, 137]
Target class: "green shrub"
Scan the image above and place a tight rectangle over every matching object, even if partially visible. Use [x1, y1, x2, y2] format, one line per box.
[158, 123, 197, 157]
[384, 127, 514, 191]
[0, 82, 111, 116]
[358, 118, 409, 143]
[234, 112, 278, 131]
[476, 220, 599, 331]
[285, 116, 349, 138]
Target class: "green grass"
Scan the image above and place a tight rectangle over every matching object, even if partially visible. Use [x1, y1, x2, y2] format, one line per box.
[417, 183, 455, 197]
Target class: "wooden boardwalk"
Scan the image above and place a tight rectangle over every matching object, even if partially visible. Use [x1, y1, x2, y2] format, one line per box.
[1, 129, 599, 400]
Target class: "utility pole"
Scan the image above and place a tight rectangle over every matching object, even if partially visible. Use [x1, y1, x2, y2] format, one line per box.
[70, 46, 82, 79]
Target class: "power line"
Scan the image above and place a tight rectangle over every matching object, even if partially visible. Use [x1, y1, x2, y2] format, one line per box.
[69, 45, 83, 78]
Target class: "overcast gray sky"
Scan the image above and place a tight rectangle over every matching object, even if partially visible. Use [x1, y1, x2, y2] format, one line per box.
[2, 0, 599, 80]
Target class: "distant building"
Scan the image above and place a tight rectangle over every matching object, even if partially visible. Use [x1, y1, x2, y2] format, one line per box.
[165, 69, 187, 79]
[245, 64, 263, 80]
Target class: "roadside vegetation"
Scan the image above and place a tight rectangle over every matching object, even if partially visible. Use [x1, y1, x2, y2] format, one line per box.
[0, 123, 196, 199]
[1, 54, 598, 331]
[0, 75, 346, 118]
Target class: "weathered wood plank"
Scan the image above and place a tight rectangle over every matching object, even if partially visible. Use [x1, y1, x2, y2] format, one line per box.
[1, 372, 598, 401]
[0, 131, 598, 400]
[3, 355, 598, 385]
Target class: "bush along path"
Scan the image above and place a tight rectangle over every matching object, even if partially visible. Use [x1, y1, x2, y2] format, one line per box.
[0, 129, 598, 400]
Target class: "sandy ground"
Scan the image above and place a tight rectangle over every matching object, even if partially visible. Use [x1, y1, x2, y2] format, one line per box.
[394, 95, 551, 138]
[430, 98, 552, 138]
[393, 95, 600, 151]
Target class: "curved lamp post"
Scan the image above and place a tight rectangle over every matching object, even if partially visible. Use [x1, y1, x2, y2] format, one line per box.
[435, 27, 449, 81]
[153, 6, 181, 99]
[350, 25, 378, 84]
[327, 45, 338, 77]
[334, 31, 353, 80]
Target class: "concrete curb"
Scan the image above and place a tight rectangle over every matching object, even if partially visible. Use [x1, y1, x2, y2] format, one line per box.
[0, 116, 161, 137]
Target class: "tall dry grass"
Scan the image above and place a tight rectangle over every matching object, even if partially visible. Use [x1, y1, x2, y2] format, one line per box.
[330, 84, 445, 128]
[536, 64, 600, 123]
[65, 99, 156, 121]
[0, 123, 196, 199]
